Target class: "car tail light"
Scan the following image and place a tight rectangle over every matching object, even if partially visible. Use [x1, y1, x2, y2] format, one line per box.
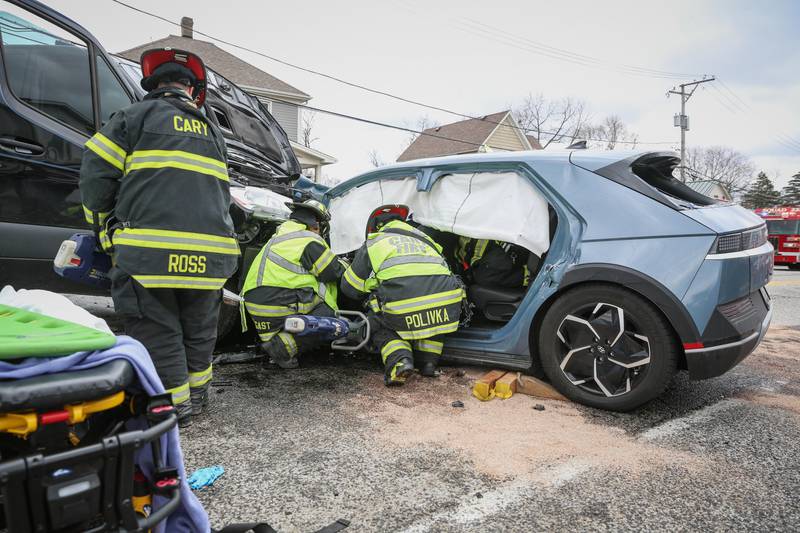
[709, 225, 767, 254]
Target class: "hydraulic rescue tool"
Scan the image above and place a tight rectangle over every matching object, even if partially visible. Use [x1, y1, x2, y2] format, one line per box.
[283, 310, 371, 351]
[53, 233, 112, 289]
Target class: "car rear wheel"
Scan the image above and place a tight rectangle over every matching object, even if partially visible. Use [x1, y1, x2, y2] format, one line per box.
[538, 284, 678, 411]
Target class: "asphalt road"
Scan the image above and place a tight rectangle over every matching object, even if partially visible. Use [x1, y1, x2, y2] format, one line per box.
[65, 270, 800, 532]
[768, 266, 800, 326]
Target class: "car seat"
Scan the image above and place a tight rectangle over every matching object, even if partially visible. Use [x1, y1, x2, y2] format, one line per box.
[467, 207, 556, 323]
[0, 305, 181, 532]
[467, 251, 540, 322]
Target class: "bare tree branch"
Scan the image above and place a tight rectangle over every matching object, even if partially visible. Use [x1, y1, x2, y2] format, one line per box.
[513, 94, 587, 148]
[368, 148, 386, 168]
[301, 111, 319, 148]
[684, 146, 756, 191]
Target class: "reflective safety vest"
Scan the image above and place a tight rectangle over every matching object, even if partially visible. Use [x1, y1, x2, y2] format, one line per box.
[80, 88, 238, 289]
[341, 220, 463, 340]
[241, 220, 339, 317]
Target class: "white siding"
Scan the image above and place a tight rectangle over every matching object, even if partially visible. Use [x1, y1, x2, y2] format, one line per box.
[270, 100, 299, 141]
[486, 116, 527, 151]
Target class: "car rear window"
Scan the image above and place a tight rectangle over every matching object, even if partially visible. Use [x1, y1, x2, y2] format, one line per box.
[593, 152, 718, 210]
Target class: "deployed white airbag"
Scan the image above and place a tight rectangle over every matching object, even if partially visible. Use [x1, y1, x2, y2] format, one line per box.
[328, 171, 551, 256]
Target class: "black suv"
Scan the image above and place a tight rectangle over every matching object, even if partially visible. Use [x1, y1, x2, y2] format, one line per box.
[0, 0, 302, 336]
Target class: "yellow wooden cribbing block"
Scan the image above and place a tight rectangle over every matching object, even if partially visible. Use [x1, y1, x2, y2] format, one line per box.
[494, 372, 518, 399]
[472, 369, 508, 401]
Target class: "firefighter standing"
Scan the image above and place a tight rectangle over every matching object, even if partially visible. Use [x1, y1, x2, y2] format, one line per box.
[241, 199, 345, 368]
[80, 49, 237, 426]
[340, 205, 464, 385]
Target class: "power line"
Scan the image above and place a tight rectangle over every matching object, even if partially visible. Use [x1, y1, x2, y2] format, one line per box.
[108, 0, 674, 146]
[392, 0, 704, 80]
[707, 78, 800, 153]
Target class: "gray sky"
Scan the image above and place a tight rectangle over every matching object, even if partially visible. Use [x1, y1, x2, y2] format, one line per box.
[45, 0, 800, 187]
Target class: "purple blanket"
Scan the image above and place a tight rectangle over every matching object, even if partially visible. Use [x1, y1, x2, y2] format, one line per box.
[0, 336, 210, 533]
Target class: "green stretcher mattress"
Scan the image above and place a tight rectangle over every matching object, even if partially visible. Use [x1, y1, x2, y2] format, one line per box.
[0, 304, 116, 359]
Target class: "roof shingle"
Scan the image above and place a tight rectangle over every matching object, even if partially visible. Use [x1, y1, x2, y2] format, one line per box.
[119, 35, 309, 98]
[396, 110, 510, 162]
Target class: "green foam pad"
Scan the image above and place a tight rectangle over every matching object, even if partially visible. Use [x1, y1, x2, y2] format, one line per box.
[0, 304, 116, 359]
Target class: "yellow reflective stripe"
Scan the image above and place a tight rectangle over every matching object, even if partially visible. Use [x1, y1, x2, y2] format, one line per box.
[114, 228, 240, 255]
[126, 150, 228, 182]
[415, 340, 444, 354]
[128, 150, 227, 169]
[245, 301, 294, 317]
[381, 339, 411, 362]
[343, 268, 367, 292]
[472, 239, 489, 264]
[133, 275, 226, 290]
[258, 330, 278, 342]
[310, 249, 336, 276]
[82, 205, 109, 226]
[383, 289, 464, 315]
[98, 230, 112, 252]
[189, 365, 213, 387]
[85, 133, 126, 170]
[166, 383, 190, 404]
[277, 332, 298, 357]
[368, 296, 380, 313]
[398, 322, 459, 340]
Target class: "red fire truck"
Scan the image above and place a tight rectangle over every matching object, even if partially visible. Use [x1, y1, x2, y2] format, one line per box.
[755, 206, 800, 270]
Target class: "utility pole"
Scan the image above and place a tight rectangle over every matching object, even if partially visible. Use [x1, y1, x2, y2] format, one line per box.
[667, 76, 715, 182]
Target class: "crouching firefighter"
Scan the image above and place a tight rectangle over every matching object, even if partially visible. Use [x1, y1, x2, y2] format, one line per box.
[241, 199, 345, 368]
[340, 205, 464, 385]
[79, 48, 238, 426]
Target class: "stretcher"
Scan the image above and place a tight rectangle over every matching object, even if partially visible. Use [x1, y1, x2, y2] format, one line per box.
[0, 307, 181, 532]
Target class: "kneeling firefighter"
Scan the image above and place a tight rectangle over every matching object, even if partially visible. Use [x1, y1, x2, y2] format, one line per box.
[79, 48, 237, 426]
[241, 199, 345, 368]
[340, 205, 464, 385]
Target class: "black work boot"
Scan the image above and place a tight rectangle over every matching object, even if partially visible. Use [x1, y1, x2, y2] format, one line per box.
[420, 361, 438, 377]
[191, 383, 210, 416]
[176, 401, 193, 428]
[384, 356, 414, 386]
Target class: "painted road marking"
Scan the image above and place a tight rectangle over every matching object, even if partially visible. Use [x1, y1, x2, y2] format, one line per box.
[768, 279, 800, 287]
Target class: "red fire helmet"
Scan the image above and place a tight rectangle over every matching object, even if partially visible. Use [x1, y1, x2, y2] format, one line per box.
[140, 48, 207, 106]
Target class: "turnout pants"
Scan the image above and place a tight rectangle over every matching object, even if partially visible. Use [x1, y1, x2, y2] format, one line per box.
[111, 270, 220, 409]
[369, 312, 444, 377]
[246, 299, 336, 363]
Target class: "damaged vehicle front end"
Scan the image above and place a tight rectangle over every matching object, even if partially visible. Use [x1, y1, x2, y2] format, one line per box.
[0, 0, 304, 339]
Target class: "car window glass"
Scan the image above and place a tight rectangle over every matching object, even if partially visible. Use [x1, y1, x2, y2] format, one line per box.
[766, 220, 799, 235]
[0, 5, 94, 134]
[96, 54, 132, 126]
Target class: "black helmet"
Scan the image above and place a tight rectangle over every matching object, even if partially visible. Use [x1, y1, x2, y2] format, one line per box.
[366, 204, 410, 237]
[286, 199, 330, 229]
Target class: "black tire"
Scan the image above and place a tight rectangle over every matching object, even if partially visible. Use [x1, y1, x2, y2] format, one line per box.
[789, 264, 800, 271]
[538, 283, 678, 411]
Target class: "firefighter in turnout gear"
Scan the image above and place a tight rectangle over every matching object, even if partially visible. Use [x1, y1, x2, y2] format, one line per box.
[455, 237, 530, 288]
[79, 48, 235, 426]
[241, 199, 345, 368]
[340, 205, 464, 385]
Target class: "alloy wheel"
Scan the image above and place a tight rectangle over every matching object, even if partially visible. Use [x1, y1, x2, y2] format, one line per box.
[556, 303, 651, 397]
